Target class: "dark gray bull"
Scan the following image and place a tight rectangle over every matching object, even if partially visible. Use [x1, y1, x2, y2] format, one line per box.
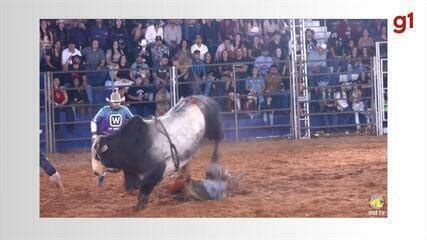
[91, 95, 222, 210]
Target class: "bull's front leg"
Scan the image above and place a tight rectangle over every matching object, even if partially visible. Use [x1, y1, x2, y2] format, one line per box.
[135, 162, 166, 211]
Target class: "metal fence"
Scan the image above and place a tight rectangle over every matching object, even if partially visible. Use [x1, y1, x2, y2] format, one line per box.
[40, 54, 387, 153]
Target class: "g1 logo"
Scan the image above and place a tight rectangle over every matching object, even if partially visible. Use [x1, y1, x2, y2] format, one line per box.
[393, 12, 414, 34]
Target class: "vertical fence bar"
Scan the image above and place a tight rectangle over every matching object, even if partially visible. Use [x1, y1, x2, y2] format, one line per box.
[232, 64, 239, 141]
[288, 60, 296, 139]
[46, 72, 54, 153]
[49, 72, 57, 152]
[171, 66, 177, 106]
[43, 72, 49, 153]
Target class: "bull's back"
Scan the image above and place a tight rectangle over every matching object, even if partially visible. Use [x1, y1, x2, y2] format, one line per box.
[149, 104, 206, 176]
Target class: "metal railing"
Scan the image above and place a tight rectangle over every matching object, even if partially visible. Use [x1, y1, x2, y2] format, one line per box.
[40, 56, 385, 153]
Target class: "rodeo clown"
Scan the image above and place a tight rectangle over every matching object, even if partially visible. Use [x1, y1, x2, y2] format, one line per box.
[91, 88, 139, 192]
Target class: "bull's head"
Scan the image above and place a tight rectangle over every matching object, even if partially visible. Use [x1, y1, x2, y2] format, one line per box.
[91, 135, 119, 187]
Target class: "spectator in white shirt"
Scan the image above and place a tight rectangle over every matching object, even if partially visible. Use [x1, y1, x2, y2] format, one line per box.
[61, 42, 81, 71]
[145, 22, 164, 44]
[190, 35, 209, 60]
[163, 20, 182, 52]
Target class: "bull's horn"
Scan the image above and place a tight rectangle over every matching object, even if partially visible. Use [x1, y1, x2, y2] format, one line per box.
[99, 144, 109, 153]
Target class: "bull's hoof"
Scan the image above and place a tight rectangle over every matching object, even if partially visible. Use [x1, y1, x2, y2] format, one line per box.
[134, 195, 149, 211]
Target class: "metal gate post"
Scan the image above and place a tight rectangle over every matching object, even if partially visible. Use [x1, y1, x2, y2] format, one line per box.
[232, 64, 239, 141]
[170, 66, 177, 107]
[43, 72, 50, 153]
[289, 60, 298, 139]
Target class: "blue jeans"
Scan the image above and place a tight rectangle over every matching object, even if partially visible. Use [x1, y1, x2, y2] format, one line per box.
[323, 111, 338, 132]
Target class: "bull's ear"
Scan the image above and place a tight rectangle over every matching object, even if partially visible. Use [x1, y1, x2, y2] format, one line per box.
[99, 144, 109, 153]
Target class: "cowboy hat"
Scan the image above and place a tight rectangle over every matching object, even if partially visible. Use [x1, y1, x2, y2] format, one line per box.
[106, 88, 125, 103]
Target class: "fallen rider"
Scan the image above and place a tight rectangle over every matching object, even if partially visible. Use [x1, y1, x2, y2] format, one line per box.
[167, 163, 243, 201]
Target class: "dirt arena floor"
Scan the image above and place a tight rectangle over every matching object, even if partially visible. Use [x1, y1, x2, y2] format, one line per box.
[40, 135, 387, 218]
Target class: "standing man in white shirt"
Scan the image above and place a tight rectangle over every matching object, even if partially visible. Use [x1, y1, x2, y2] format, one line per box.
[145, 21, 164, 44]
[61, 41, 81, 71]
[190, 35, 209, 60]
[163, 20, 182, 54]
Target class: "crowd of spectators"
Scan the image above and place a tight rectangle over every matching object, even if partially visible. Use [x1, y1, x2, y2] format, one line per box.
[40, 19, 387, 134]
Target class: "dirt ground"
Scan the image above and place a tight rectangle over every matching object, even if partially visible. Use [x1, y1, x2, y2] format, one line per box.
[40, 136, 387, 218]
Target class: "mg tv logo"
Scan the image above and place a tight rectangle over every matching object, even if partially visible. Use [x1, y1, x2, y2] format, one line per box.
[110, 114, 123, 127]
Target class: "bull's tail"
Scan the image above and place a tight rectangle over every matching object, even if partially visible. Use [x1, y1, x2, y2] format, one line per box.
[192, 95, 223, 162]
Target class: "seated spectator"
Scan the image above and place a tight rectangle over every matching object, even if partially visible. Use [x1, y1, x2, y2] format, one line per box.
[204, 52, 225, 100]
[51, 77, 75, 135]
[344, 39, 355, 57]
[82, 39, 107, 86]
[110, 19, 129, 53]
[106, 40, 124, 66]
[177, 61, 195, 98]
[81, 75, 93, 106]
[357, 28, 374, 50]
[53, 19, 68, 47]
[163, 20, 182, 54]
[61, 41, 81, 72]
[360, 47, 372, 70]
[226, 86, 241, 112]
[150, 36, 169, 66]
[268, 31, 286, 56]
[153, 54, 171, 90]
[182, 19, 202, 43]
[327, 31, 345, 74]
[142, 74, 156, 117]
[43, 41, 63, 72]
[190, 35, 209, 60]
[201, 19, 220, 54]
[191, 50, 206, 95]
[115, 55, 131, 82]
[376, 25, 387, 42]
[155, 82, 171, 117]
[215, 38, 235, 60]
[175, 39, 192, 63]
[128, 25, 144, 62]
[126, 74, 145, 116]
[219, 19, 236, 41]
[305, 28, 317, 55]
[89, 19, 110, 51]
[218, 50, 234, 93]
[264, 65, 283, 108]
[254, 47, 273, 76]
[233, 48, 250, 95]
[260, 94, 274, 126]
[64, 55, 84, 87]
[263, 20, 280, 37]
[40, 20, 54, 51]
[307, 43, 329, 87]
[145, 21, 164, 44]
[246, 19, 262, 38]
[356, 71, 372, 107]
[130, 53, 150, 81]
[346, 47, 364, 80]
[335, 83, 352, 133]
[69, 19, 89, 50]
[68, 76, 89, 115]
[137, 38, 152, 67]
[232, 33, 247, 54]
[245, 66, 265, 112]
[271, 47, 287, 76]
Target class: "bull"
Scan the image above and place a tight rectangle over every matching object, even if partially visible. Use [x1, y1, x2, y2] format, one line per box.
[91, 95, 222, 210]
